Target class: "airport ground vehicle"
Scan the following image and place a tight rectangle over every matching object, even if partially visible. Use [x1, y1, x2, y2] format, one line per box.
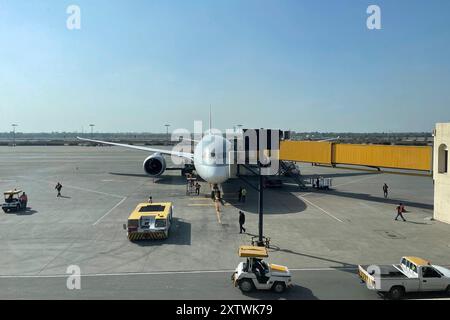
[2, 190, 26, 213]
[263, 178, 283, 188]
[309, 177, 332, 190]
[359, 256, 450, 299]
[232, 246, 292, 294]
[124, 202, 173, 240]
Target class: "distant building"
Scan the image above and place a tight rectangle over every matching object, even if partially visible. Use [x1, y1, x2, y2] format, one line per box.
[433, 123, 450, 224]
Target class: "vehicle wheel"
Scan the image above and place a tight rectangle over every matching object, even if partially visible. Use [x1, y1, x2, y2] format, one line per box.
[389, 286, 405, 300]
[238, 279, 254, 293]
[272, 282, 286, 294]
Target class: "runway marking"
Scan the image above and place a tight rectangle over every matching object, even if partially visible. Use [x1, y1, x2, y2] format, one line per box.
[18, 176, 124, 199]
[297, 195, 344, 223]
[93, 197, 127, 226]
[0, 267, 358, 279]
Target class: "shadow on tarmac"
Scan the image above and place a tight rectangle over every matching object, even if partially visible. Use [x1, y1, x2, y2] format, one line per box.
[241, 284, 319, 300]
[4, 207, 38, 216]
[109, 172, 187, 185]
[222, 180, 307, 215]
[322, 189, 434, 211]
[267, 244, 357, 273]
[302, 171, 379, 180]
[109, 172, 149, 178]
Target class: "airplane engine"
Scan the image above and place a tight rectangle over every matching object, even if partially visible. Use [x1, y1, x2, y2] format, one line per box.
[143, 153, 166, 177]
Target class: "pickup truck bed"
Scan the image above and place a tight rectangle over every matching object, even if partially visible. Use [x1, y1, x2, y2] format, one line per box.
[359, 265, 407, 279]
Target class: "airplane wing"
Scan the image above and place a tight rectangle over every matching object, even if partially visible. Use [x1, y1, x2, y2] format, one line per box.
[76, 137, 194, 160]
[318, 136, 340, 142]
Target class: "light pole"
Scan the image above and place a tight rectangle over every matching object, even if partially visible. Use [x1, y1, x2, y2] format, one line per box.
[89, 124, 95, 140]
[165, 124, 170, 144]
[11, 124, 18, 147]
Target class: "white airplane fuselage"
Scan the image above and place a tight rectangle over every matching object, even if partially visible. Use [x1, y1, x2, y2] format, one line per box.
[193, 134, 232, 184]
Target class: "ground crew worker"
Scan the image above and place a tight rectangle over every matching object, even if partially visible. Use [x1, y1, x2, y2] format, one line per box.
[215, 194, 222, 224]
[19, 192, 28, 208]
[383, 183, 389, 198]
[239, 210, 246, 234]
[148, 196, 153, 203]
[238, 187, 243, 202]
[55, 182, 63, 197]
[195, 183, 201, 195]
[241, 188, 247, 203]
[395, 203, 406, 221]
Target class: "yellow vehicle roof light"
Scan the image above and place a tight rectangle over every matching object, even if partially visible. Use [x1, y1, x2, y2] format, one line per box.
[405, 256, 431, 266]
[128, 202, 172, 220]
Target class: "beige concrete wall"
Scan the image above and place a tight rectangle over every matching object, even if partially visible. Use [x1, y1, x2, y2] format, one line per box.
[433, 123, 450, 224]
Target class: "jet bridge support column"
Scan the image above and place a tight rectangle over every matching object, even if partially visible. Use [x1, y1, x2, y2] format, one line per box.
[257, 167, 264, 246]
[236, 163, 265, 247]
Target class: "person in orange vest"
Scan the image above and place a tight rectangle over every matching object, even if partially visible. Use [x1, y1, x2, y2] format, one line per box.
[19, 192, 28, 208]
[395, 203, 406, 221]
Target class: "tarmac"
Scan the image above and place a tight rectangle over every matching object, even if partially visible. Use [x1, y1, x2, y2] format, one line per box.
[0, 146, 449, 299]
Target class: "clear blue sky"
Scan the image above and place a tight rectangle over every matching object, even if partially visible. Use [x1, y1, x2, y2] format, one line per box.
[0, 0, 449, 133]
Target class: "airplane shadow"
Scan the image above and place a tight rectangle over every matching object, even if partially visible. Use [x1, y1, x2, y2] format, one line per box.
[222, 179, 307, 215]
[109, 172, 187, 185]
[109, 172, 149, 178]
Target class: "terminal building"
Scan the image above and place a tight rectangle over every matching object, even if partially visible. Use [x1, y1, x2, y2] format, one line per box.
[433, 123, 450, 224]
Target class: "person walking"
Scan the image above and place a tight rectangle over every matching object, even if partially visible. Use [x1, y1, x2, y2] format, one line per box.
[195, 183, 201, 196]
[55, 182, 62, 197]
[383, 183, 389, 198]
[238, 187, 243, 202]
[148, 196, 153, 203]
[241, 188, 247, 203]
[395, 203, 406, 221]
[239, 211, 246, 234]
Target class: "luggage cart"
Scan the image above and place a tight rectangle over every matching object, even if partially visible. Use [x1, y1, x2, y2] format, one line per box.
[186, 177, 198, 195]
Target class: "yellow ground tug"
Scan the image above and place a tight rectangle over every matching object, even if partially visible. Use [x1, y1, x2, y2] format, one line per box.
[124, 202, 173, 241]
[232, 246, 292, 293]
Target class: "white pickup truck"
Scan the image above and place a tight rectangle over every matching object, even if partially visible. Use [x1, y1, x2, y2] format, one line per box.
[359, 256, 450, 299]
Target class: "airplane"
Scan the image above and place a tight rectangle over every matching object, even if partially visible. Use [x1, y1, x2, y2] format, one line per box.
[77, 133, 231, 185]
[77, 110, 234, 185]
